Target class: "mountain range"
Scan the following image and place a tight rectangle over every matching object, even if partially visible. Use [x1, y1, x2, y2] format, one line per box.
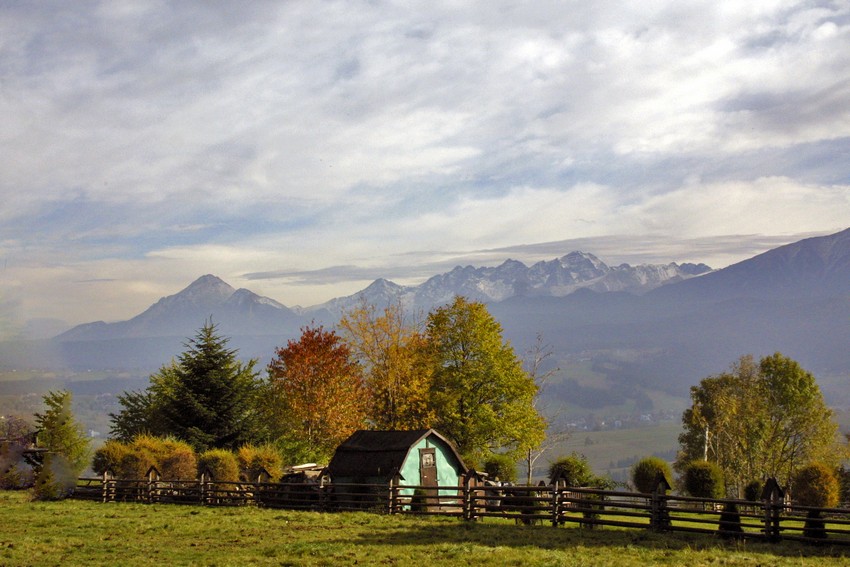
[57, 275, 302, 341]
[4, 228, 850, 414]
[53, 253, 711, 341]
[305, 252, 711, 316]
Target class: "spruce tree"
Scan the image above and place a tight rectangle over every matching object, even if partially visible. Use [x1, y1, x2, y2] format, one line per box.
[111, 321, 263, 452]
[159, 321, 262, 451]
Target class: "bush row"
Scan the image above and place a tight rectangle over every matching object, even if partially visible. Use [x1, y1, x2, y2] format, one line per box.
[91, 435, 284, 482]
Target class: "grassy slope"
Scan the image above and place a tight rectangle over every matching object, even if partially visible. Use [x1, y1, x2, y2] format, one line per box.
[1, 492, 847, 566]
[544, 422, 682, 481]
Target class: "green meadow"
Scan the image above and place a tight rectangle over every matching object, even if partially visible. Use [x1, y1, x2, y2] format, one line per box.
[1, 491, 848, 566]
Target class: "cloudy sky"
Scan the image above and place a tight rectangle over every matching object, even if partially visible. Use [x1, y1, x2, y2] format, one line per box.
[1, 1, 849, 334]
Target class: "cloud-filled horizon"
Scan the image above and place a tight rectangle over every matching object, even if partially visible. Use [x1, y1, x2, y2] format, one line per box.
[1, 2, 849, 333]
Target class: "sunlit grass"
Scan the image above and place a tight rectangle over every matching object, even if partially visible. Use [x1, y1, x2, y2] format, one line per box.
[0, 491, 847, 566]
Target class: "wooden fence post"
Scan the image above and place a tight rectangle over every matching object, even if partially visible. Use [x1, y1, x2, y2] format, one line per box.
[462, 470, 483, 521]
[146, 466, 161, 504]
[761, 478, 785, 543]
[102, 470, 113, 503]
[388, 474, 398, 515]
[650, 472, 671, 532]
[319, 473, 330, 512]
[551, 480, 561, 528]
[199, 469, 211, 505]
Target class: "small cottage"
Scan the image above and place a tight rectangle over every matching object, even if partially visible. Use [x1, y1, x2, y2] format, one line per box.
[327, 429, 467, 508]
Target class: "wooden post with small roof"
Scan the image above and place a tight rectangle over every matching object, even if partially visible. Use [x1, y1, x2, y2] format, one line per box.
[650, 472, 672, 532]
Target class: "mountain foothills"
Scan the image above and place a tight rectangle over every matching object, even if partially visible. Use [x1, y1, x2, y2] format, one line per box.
[3, 228, 850, 414]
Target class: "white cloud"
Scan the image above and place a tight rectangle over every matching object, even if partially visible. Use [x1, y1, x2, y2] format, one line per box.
[1, 1, 849, 326]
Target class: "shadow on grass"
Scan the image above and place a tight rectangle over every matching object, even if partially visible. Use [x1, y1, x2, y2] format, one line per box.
[345, 518, 850, 559]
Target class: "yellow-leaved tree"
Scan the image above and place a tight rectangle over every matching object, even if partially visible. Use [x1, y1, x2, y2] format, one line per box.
[338, 300, 433, 430]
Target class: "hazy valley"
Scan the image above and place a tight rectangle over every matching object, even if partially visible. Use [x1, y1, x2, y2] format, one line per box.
[3, 228, 850, 477]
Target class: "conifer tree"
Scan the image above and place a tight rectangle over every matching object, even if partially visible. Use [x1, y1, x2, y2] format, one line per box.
[110, 321, 263, 452]
[34, 390, 91, 475]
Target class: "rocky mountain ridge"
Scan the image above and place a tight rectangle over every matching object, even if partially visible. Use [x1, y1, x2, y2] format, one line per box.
[309, 252, 711, 315]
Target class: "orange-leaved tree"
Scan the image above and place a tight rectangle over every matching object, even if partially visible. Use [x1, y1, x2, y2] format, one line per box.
[338, 300, 434, 430]
[266, 324, 367, 462]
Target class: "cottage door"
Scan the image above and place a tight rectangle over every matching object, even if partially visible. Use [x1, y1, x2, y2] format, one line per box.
[419, 448, 438, 510]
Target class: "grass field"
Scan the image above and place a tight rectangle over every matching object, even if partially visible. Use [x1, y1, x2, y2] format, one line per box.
[1, 491, 848, 566]
[541, 422, 682, 482]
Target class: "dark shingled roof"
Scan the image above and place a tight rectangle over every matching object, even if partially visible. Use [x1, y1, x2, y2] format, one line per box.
[327, 429, 466, 480]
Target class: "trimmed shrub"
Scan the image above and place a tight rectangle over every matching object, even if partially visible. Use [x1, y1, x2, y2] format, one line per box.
[118, 447, 157, 480]
[198, 449, 239, 482]
[631, 456, 672, 494]
[548, 453, 596, 486]
[483, 454, 517, 483]
[159, 438, 197, 480]
[238, 444, 284, 481]
[130, 433, 167, 457]
[92, 440, 131, 476]
[92, 435, 199, 481]
[793, 463, 839, 508]
[682, 460, 725, 499]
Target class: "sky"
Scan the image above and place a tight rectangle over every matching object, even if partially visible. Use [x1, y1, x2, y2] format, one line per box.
[1, 1, 850, 335]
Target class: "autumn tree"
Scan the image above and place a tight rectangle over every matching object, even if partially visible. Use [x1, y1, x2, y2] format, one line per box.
[110, 321, 264, 452]
[266, 324, 367, 462]
[425, 296, 544, 466]
[677, 353, 842, 492]
[338, 299, 433, 430]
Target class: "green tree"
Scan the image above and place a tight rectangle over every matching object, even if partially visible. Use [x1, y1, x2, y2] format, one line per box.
[758, 353, 840, 480]
[109, 389, 162, 441]
[34, 390, 91, 476]
[677, 353, 841, 492]
[425, 296, 544, 466]
[110, 321, 264, 452]
[265, 324, 367, 463]
[338, 300, 434, 430]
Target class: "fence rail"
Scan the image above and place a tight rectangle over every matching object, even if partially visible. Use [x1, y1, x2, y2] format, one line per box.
[71, 476, 850, 545]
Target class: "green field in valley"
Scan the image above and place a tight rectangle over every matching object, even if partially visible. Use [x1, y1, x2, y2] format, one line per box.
[538, 422, 682, 483]
[1, 491, 848, 566]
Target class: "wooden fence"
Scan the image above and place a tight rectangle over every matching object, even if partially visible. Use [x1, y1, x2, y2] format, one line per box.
[71, 474, 850, 545]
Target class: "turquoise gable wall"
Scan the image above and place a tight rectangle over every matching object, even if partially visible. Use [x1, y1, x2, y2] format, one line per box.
[399, 434, 463, 494]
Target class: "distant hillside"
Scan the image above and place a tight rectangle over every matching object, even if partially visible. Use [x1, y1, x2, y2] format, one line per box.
[649, 228, 850, 302]
[6, 229, 850, 418]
